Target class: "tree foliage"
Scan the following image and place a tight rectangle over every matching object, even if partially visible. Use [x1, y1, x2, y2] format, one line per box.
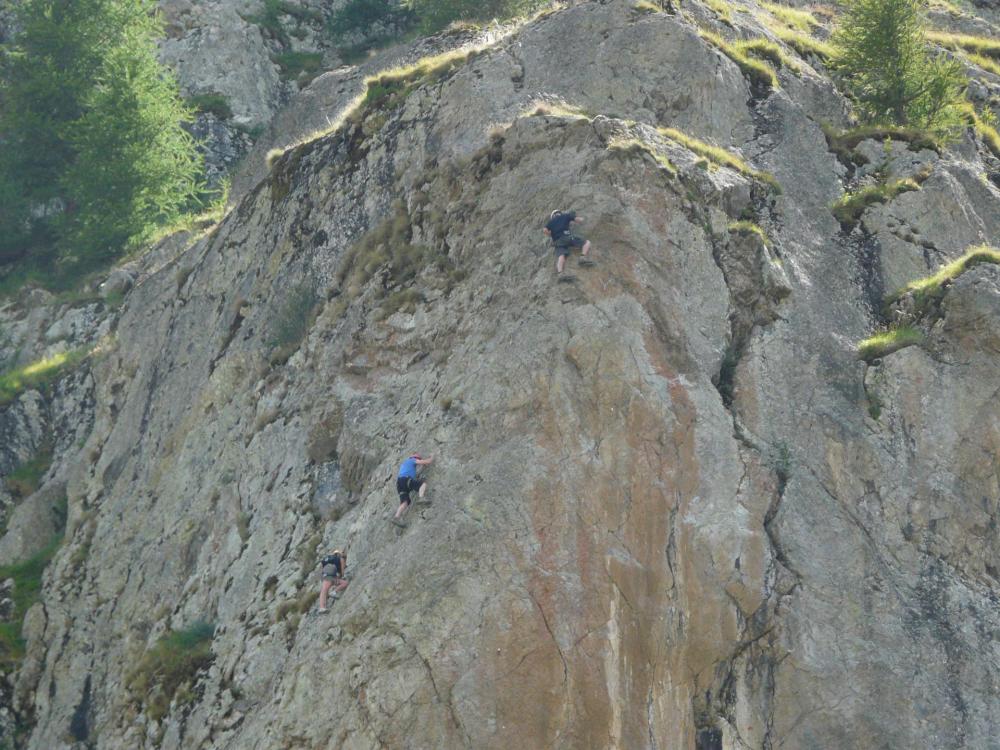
[0, 0, 202, 276]
[832, 0, 966, 135]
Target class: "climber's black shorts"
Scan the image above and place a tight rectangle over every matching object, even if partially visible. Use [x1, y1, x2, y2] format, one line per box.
[396, 476, 424, 505]
[553, 234, 585, 256]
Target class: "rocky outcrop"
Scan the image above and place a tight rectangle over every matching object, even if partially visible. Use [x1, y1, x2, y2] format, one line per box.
[2, 1, 1000, 748]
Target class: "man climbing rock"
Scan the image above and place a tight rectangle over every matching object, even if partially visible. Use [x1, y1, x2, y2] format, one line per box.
[318, 549, 348, 613]
[543, 209, 592, 275]
[391, 453, 434, 527]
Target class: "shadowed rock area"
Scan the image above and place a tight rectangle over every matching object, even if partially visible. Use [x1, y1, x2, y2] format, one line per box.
[1, 1, 1000, 748]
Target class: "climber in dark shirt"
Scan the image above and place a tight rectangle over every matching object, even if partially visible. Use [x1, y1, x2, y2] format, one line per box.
[318, 549, 348, 613]
[543, 209, 592, 274]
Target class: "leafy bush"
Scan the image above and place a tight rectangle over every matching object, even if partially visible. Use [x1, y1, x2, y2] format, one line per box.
[126, 621, 215, 720]
[831, 0, 967, 136]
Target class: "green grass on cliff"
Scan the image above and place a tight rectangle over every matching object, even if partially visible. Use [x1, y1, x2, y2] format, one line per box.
[607, 136, 677, 175]
[657, 126, 782, 192]
[728, 220, 770, 244]
[0, 535, 62, 672]
[832, 173, 927, 226]
[127, 621, 216, 720]
[699, 29, 780, 90]
[927, 30, 1000, 59]
[0, 348, 90, 407]
[885, 244, 1000, 312]
[857, 325, 925, 361]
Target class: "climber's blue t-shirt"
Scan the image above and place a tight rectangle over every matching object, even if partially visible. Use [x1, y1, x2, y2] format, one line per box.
[398, 457, 418, 479]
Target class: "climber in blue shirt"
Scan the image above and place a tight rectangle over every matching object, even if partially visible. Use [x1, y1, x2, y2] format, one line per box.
[392, 453, 434, 527]
[543, 209, 592, 274]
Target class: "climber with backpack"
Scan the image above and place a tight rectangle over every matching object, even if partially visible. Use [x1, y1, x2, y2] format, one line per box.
[543, 209, 592, 275]
[391, 453, 434, 527]
[317, 549, 348, 613]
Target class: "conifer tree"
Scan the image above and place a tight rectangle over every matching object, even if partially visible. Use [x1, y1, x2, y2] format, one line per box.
[0, 0, 202, 269]
[832, 0, 965, 135]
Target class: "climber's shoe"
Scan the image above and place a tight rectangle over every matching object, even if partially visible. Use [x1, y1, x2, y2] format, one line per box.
[390, 518, 407, 528]
[318, 607, 329, 614]
[578, 258, 595, 268]
[557, 273, 577, 283]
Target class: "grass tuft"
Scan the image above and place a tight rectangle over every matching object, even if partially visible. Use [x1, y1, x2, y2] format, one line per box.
[761, 2, 819, 32]
[520, 99, 592, 120]
[126, 621, 215, 720]
[607, 136, 677, 175]
[927, 30, 1000, 59]
[735, 38, 800, 72]
[885, 244, 1000, 311]
[657, 126, 782, 192]
[728, 220, 770, 244]
[832, 176, 924, 226]
[857, 325, 924, 361]
[699, 29, 779, 91]
[632, 0, 664, 13]
[767, 24, 834, 61]
[267, 284, 320, 365]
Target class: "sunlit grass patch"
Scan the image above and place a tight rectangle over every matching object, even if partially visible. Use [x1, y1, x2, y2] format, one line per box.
[832, 176, 923, 226]
[728, 220, 770, 243]
[761, 2, 820, 32]
[657, 126, 782, 192]
[735, 38, 800, 72]
[767, 23, 834, 61]
[607, 136, 677, 175]
[0, 348, 91, 406]
[927, 30, 1000, 59]
[699, 29, 779, 90]
[885, 244, 1000, 310]
[857, 325, 924, 361]
[519, 99, 592, 120]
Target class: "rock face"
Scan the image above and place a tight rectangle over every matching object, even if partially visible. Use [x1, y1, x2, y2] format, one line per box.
[3, 2, 1000, 749]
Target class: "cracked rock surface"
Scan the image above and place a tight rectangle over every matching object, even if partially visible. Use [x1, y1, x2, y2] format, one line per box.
[2, 1, 1000, 748]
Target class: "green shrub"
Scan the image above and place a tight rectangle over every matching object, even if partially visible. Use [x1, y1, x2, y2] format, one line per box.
[832, 0, 967, 136]
[926, 30, 1000, 59]
[126, 621, 215, 720]
[0, 535, 62, 672]
[857, 325, 924, 361]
